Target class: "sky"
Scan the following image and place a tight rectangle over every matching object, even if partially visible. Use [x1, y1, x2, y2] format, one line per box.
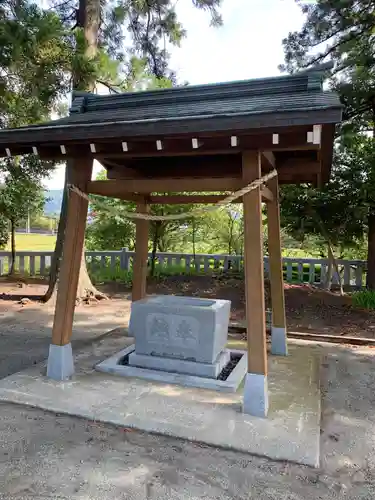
[44, 0, 305, 190]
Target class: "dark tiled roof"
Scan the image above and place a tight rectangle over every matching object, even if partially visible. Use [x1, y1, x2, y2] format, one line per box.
[64, 71, 341, 126]
[0, 67, 342, 145]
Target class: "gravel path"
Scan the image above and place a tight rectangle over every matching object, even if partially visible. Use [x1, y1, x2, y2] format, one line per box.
[0, 341, 374, 499]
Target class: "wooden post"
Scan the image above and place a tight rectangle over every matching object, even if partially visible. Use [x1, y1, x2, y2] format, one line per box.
[242, 151, 268, 417]
[266, 174, 287, 355]
[132, 199, 149, 301]
[47, 158, 93, 380]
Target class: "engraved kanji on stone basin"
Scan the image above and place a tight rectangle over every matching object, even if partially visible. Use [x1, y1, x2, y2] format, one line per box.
[128, 295, 231, 378]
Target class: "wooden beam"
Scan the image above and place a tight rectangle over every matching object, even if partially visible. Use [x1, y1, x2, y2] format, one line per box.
[151, 190, 273, 203]
[51, 158, 93, 346]
[89, 190, 272, 205]
[149, 194, 232, 204]
[95, 192, 145, 203]
[132, 199, 149, 301]
[104, 154, 320, 185]
[242, 151, 268, 376]
[277, 158, 320, 176]
[106, 155, 242, 180]
[87, 178, 245, 195]
[261, 151, 275, 169]
[266, 175, 287, 355]
[27, 127, 319, 162]
[320, 123, 335, 184]
[261, 186, 273, 203]
[104, 164, 143, 177]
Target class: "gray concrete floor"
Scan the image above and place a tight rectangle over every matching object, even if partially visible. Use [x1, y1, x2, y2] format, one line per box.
[0, 302, 374, 498]
[0, 339, 322, 467]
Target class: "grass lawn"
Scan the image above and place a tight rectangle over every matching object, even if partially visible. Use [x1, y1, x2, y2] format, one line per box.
[5, 233, 56, 252]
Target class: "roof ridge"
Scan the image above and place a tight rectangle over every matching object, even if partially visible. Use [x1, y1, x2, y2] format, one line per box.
[69, 70, 326, 116]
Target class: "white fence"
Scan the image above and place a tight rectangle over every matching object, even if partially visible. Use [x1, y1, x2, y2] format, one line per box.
[0, 249, 367, 288]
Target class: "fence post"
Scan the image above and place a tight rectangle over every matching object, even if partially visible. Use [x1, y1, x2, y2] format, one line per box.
[355, 263, 363, 288]
[308, 262, 315, 284]
[0, 250, 367, 289]
[40, 255, 46, 276]
[121, 247, 129, 270]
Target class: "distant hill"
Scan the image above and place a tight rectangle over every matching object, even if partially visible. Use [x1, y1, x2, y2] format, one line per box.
[45, 189, 63, 215]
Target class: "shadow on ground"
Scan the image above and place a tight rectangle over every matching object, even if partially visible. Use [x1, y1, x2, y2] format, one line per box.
[0, 297, 129, 379]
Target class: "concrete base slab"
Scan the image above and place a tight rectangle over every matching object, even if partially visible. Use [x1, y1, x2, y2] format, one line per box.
[0, 338, 321, 467]
[243, 373, 269, 417]
[271, 326, 288, 356]
[46, 343, 74, 380]
[97, 345, 246, 392]
[128, 349, 231, 378]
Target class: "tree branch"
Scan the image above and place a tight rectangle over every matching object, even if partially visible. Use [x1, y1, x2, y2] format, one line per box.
[96, 79, 120, 94]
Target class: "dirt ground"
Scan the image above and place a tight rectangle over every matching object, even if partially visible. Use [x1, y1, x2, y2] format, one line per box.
[1, 274, 375, 338]
[146, 274, 375, 338]
[0, 277, 374, 498]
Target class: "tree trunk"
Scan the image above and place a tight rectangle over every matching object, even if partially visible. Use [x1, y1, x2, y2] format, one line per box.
[366, 211, 375, 289]
[325, 243, 343, 294]
[192, 219, 196, 259]
[367, 118, 375, 289]
[43, 169, 68, 301]
[76, 251, 98, 301]
[310, 209, 344, 294]
[324, 256, 334, 291]
[228, 216, 234, 255]
[43, 0, 104, 303]
[10, 219, 15, 275]
[150, 222, 160, 277]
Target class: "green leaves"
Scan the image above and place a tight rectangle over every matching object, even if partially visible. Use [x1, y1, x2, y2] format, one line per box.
[279, 132, 375, 258]
[0, 1, 71, 127]
[50, 0, 222, 82]
[0, 156, 48, 227]
[279, 0, 375, 270]
[281, 0, 375, 131]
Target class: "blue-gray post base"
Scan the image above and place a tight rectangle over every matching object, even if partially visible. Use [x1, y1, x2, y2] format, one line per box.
[271, 326, 288, 356]
[46, 343, 74, 380]
[243, 373, 269, 417]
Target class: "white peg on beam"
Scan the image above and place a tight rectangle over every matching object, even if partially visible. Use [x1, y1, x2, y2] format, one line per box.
[32, 146, 38, 155]
[231, 136, 238, 147]
[5, 148, 11, 157]
[313, 124, 321, 145]
[122, 141, 128, 152]
[307, 131, 313, 143]
[60, 145, 66, 155]
[192, 138, 199, 149]
[272, 133, 279, 145]
[90, 143, 96, 153]
[156, 140, 163, 150]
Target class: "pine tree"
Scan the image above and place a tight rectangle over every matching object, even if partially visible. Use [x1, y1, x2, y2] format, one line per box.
[42, 0, 223, 301]
[0, 1, 65, 273]
[280, 0, 375, 287]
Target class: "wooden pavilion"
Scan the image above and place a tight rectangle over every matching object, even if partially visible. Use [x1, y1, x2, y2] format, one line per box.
[0, 67, 342, 417]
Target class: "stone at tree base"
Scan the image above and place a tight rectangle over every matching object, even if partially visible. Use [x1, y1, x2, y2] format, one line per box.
[19, 297, 31, 305]
[129, 295, 231, 364]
